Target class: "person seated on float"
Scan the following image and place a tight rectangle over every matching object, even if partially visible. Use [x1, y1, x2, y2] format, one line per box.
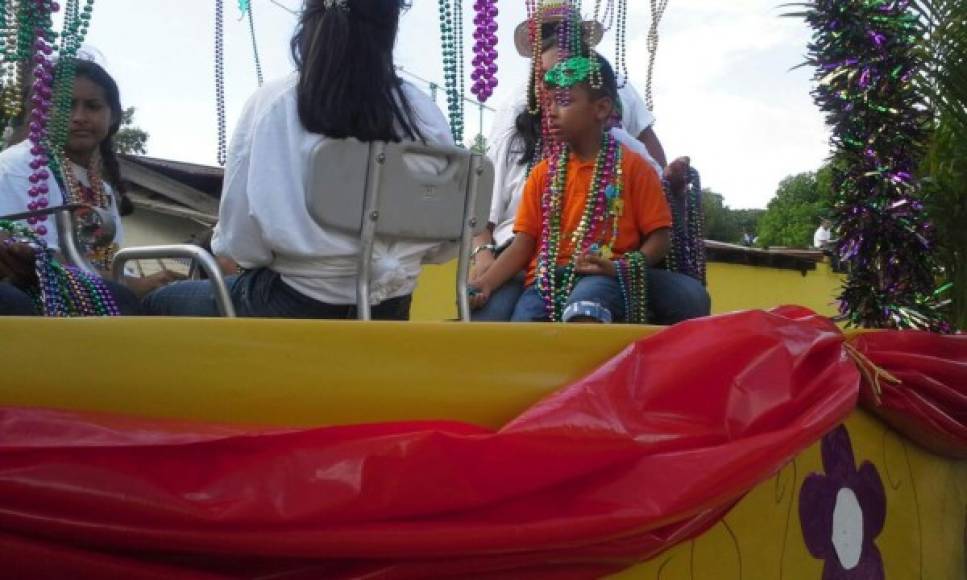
[470, 54, 708, 324]
[142, 0, 453, 319]
[0, 58, 178, 316]
[470, 3, 697, 321]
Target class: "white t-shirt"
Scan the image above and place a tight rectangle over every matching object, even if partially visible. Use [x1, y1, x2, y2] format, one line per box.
[486, 82, 660, 246]
[814, 226, 832, 249]
[0, 140, 124, 253]
[212, 75, 456, 306]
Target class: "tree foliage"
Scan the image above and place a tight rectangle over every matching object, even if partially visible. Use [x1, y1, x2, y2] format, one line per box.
[756, 167, 834, 248]
[915, 0, 967, 329]
[115, 107, 149, 156]
[701, 190, 764, 244]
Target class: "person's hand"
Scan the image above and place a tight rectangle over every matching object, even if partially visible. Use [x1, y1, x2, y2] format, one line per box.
[0, 234, 38, 289]
[467, 276, 493, 311]
[575, 252, 617, 278]
[470, 249, 495, 280]
[663, 156, 691, 196]
[124, 270, 186, 298]
[216, 256, 241, 276]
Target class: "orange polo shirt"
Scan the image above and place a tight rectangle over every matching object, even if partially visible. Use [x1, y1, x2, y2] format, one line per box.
[514, 146, 672, 286]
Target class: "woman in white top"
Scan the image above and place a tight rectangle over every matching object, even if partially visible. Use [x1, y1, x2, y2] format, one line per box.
[0, 59, 173, 315]
[143, 0, 454, 319]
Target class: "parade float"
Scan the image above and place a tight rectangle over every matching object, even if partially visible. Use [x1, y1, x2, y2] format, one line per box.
[0, 0, 963, 578]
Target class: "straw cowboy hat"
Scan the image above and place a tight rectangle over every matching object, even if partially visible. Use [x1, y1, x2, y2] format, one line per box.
[513, 1, 605, 58]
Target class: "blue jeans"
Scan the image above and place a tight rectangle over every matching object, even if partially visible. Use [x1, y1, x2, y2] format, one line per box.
[471, 273, 525, 322]
[511, 268, 711, 324]
[512, 275, 626, 322]
[142, 267, 412, 320]
[0, 279, 142, 316]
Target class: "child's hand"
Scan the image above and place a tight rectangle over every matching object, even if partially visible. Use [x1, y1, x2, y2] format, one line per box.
[468, 284, 491, 310]
[664, 156, 691, 195]
[575, 253, 617, 277]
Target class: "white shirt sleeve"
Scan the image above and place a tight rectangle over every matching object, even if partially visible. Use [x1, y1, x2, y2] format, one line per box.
[486, 90, 531, 246]
[211, 94, 274, 268]
[486, 121, 519, 228]
[611, 128, 662, 178]
[618, 83, 656, 138]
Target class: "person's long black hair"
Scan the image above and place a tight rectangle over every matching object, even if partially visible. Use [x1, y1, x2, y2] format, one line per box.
[71, 59, 131, 214]
[291, 0, 423, 142]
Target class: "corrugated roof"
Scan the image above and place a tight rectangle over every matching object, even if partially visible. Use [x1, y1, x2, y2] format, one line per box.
[120, 155, 224, 198]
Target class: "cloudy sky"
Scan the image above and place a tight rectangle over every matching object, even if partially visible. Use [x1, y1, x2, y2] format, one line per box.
[82, 0, 831, 209]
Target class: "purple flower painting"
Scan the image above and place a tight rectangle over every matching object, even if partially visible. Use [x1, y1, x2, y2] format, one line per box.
[799, 425, 887, 579]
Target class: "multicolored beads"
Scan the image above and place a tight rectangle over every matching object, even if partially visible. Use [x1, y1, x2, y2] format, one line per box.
[536, 131, 623, 321]
[663, 167, 706, 286]
[1, 219, 119, 316]
[615, 250, 647, 324]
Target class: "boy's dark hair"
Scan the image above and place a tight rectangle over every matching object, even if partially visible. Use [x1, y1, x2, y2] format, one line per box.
[290, 0, 423, 143]
[513, 52, 619, 167]
[70, 59, 132, 214]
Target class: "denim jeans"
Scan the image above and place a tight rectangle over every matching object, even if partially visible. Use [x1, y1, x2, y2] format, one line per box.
[142, 267, 412, 320]
[512, 275, 625, 322]
[511, 268, 711, 324]
[471, 273, 525, 322]
[0, 279, 142, 316]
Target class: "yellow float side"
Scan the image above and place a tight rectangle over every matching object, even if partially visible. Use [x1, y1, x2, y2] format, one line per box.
[609, 410, 967, 580]
[0, 318, 660, 428]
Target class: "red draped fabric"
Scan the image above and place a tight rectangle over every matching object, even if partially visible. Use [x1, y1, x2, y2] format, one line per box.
[852, 330, 967, 458]
[0, 308, 892, 578]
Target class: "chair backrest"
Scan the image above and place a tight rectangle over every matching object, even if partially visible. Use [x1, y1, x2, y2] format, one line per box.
[305, 138, 494, 321]
[306, 139, 493, 241]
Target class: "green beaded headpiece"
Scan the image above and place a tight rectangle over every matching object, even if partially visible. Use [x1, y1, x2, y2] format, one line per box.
[544, 56, 593, 89]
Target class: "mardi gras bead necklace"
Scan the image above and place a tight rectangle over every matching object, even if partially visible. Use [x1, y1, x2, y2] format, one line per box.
[59, 153, 118, 271]
[470, 0, 498, 102]
[0, 219, 119, 316]
[536, 130, 623, 321]
[615, 250, 647, 323]
[438, 0, 465, 143]
[664, 167, 706, 286]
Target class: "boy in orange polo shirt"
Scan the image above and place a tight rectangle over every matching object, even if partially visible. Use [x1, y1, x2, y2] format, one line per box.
[470, 54, 679, 323]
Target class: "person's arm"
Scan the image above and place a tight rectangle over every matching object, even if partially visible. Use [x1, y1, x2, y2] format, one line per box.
[575, 228, 671, 276]
[470, 225, 498, 277]
[576, 152, 672, 276]
[210, 96, 273, 269]
[637, 126, 667, 169]
[639, 227, 671, 265]
[469, 232, 535, 308]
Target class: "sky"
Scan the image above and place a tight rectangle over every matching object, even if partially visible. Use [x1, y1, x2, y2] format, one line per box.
[81, 0, 831, 210]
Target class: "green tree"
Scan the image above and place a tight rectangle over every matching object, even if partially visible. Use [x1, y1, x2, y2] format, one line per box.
[916, 0, 967, 329]
[115, 107, 149, 155]
[701, 190, 737, 243]
[470, 133, 488, 154]
[699, 190, 765, 244]
[757, 167, 834, 248]
[733, 208, 766, 244]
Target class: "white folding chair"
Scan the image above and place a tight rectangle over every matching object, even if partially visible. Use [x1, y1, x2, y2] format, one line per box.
[305, 139, 494, 321]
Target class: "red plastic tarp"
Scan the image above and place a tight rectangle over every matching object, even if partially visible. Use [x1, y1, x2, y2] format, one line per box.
[0, 308, 859, 578]
[852, 330, 967, 458]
